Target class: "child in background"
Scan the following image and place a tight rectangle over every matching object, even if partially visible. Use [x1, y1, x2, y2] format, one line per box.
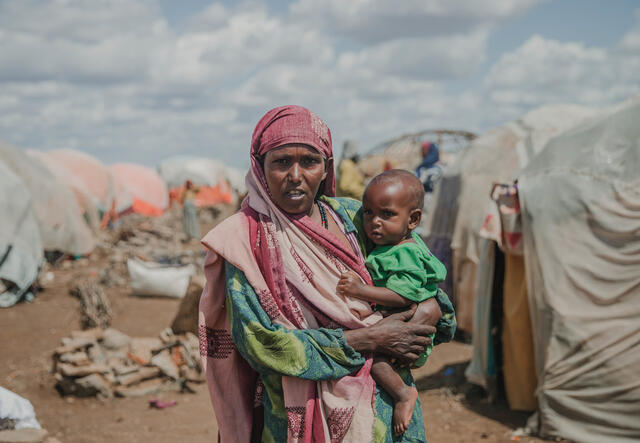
[337, 169, 454, 436]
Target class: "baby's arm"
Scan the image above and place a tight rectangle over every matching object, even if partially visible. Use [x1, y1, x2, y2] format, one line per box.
[337, 271, 413, 308]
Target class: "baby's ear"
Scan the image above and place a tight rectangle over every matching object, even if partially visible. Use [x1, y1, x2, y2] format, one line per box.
[408, 208, 422, 230]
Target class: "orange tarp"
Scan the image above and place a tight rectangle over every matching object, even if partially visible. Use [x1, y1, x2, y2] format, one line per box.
[109, 163, 168, 217]
[169, 180, 232, 208]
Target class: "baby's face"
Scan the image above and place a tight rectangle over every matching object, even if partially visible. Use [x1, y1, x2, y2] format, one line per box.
[362, 181, 415, 246]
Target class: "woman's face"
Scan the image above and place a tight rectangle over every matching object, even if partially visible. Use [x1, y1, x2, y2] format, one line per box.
[263, 144, 327, 215]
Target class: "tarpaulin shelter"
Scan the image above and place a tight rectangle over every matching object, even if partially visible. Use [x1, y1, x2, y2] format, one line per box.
[454, 105, 598, 413]
[27, 150, 100, 230]
[517, 97, 640, 442]
[47, 149, 132, 214]
[109, 163, 169, 217]
[0, 161, 42, 307]
[157, 156, 234, 207]
[0, 141, 95, 256]
[423, 105, 597, 335]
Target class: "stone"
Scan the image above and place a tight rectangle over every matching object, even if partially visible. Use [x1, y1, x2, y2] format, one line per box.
[116, 367, 160, 386]
[101, 328, 131, 350]
[87, 344, 107, 365]
[114, 378, 165, 398]
[180, 366, 205, 383]
[128, 337, 162, 365]
[75, 374, 113, 398]
[112, 364, 139, 376]
[70, 328, 104, 341]
[58, 352, 91, 366]
[150, 350, 180, 380]
[57, 362, 110, 377]
[55, 337, 96, 355]
[0, 428, 48, 443]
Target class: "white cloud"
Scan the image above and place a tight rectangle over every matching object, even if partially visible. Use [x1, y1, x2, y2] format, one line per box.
[288, 0, 541, 43]
[0, 0, 637, 170]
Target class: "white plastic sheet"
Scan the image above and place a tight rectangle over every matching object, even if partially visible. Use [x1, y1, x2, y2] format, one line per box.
[0, 162, 42, 307]
[0, 387, 41, 429]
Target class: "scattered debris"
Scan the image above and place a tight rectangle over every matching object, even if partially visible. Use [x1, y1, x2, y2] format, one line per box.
[70, 281, 112, 329]
[53, 328, 203, 399]
[149, 398, 177, 409]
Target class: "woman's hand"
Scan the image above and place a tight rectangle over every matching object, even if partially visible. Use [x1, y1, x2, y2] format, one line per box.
[344, 305, 436, 365]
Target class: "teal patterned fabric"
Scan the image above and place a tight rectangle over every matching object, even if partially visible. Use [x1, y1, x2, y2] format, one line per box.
[225, 197, 454, 442]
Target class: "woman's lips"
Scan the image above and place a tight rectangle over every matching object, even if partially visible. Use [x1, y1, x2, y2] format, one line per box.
[285, 189, 306, 200]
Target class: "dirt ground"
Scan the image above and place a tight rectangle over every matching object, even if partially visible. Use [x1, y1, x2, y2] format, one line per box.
[1, 214, 558, 443]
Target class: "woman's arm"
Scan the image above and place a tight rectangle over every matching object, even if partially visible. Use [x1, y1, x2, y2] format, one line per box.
[226, 262, 365, 381]
[344, 305, 436, 364]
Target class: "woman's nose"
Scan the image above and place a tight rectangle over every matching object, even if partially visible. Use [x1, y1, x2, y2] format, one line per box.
[288, 163, 302, 182]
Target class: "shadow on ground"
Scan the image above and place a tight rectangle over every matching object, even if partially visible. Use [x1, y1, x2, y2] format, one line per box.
[414, 360, 533, 431]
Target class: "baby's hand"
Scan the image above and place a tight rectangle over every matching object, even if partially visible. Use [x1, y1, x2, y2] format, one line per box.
[337, 271, 361, 298]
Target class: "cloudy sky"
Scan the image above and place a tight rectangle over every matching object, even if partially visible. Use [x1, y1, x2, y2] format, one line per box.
[1, 0, 638, 169]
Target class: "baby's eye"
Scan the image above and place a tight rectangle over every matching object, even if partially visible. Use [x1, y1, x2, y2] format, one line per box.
[363, 209, 372, 216]
[383, 210, 395, 217]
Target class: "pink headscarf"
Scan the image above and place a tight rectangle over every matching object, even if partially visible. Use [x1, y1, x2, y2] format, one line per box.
[250, 104, 336, 197]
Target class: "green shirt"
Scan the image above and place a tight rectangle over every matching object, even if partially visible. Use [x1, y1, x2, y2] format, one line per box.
[365, 231, 448, 366]
[366, 232, 446, 305]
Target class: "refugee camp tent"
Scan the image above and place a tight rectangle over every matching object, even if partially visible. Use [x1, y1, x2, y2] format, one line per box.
[27, 150, 100, 230]
[455, 105, 599, 414]
[517, 98, 640, 442]
[0, 142, 95, 256]
[425, 105, 598, 335]
[158, 156, 235, 207]
[47, 149, 132, 214]
[0, 162, 42, 307]
[109, 163, 169, 217]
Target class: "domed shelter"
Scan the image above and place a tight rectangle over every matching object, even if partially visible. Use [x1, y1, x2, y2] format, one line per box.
[0, 161, 42, 307]
[423, 105, 598, 334]
[47, 149, 131, 214]
[0, 141, 95, 256]
[158, 156, 234, 207]
[27, 150, 100, 230]
[109, 163, 169, 217]
[516, 98, 640, 442]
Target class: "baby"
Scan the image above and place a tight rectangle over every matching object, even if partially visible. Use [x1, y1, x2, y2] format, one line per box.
[337, 169, 449, 436]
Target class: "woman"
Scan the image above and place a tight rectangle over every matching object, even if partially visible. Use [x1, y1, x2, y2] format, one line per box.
[199, 105, 455, 442]
[181, 179, 200, 240]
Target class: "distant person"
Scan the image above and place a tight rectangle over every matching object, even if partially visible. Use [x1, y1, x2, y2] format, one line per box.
[337, 139, 365, 199]
[180, 180, 200, 241]
[337, 169, 455, 435]
[415, 141, 442, 193]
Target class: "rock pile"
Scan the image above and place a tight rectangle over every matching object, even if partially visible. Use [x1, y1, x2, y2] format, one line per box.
[53, 327, 203, 399]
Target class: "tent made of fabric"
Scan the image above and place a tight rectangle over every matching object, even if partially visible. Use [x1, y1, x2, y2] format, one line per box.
[109, 163, 169, 217]
[157, 156, 225, 189]
[517, 98, 640, 442]
[47, 149, 132, 214]
[0, 161, 42, 307]
[27, 150, 100, 230]
[437, 104, 598, 334]
[0, 142, 95, 256]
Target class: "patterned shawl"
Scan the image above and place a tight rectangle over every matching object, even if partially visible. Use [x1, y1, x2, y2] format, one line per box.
[199, 106, 382, 442]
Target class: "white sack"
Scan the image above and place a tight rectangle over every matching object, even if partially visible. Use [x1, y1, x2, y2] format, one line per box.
[0, 387, 41, 430]
[127, 258, 193, 298]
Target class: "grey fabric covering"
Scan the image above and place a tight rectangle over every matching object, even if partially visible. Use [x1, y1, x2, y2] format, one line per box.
[519, 97, 640, 442]
[0, 162, 42, 307]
